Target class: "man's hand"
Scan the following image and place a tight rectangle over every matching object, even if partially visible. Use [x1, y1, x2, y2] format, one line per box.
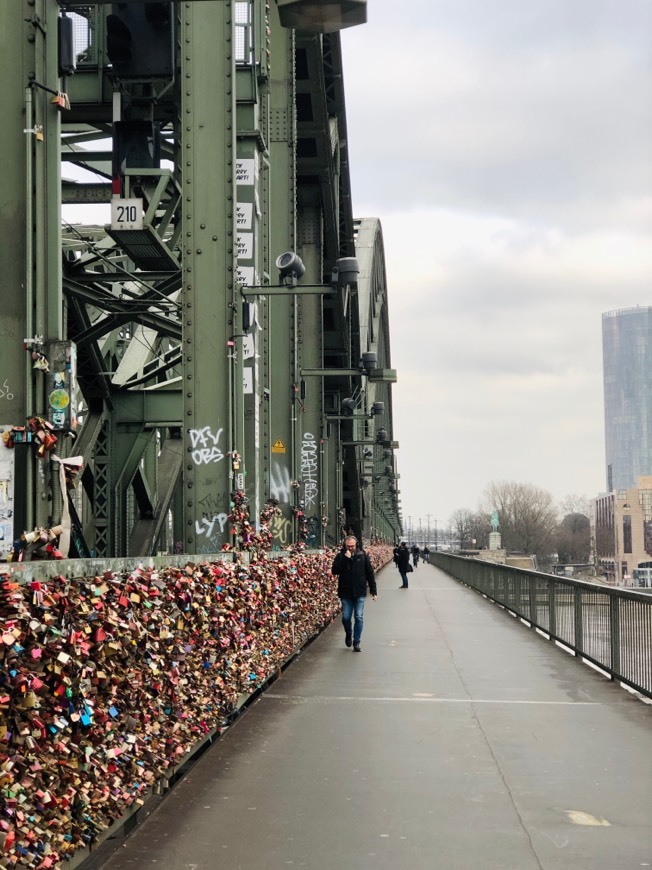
[344, 549, 352, 558]
[371, 595, 377, 601]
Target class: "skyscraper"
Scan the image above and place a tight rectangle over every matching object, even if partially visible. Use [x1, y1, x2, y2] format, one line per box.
[602, 307, 652, 491]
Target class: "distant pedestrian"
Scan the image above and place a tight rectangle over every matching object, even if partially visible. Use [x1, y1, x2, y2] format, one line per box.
[411, 544, 420, 567]
[423, 545, 430, 564]
[397, 541, 411, 588]
[331, 535, 377, 652]
[393, 543, 400, 569]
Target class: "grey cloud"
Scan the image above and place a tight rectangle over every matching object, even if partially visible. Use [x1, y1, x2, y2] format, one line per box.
[340, 1, 649, 522]
[344, 1, 652, 229]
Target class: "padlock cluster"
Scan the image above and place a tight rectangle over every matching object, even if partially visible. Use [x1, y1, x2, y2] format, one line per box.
[26, 419, 58, 461]
[11, 527, 65, 564]
[2, 419, 57, 461]
[366, 545, 394, 573]
[0, 475, 394, 870]
[0, 548, 346, 866]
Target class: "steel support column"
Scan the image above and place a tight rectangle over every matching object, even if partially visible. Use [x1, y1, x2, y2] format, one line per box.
[266, 12, 297, 546]
[181, 3, 238, 552]
[1, 1, 63, 538]
[296, 204, 324, 546]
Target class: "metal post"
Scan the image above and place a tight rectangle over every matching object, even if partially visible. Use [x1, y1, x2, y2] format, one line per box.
[609, 593, 621, 679]
[297, 206, 324, 547]
[573, 586, 584, 655]
[266, 12, 297, 546]
[1, 1, 63, 541]
[181, 2, 237, 552]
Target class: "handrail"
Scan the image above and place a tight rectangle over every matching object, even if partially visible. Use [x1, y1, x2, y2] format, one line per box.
[431, 552, 652, 699]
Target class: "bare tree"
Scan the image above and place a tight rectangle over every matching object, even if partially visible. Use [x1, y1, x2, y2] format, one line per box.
[559, 494, 590, 518]
[481, 480, 559, 559]
[449, 508, 475, 550]
[468, 511, 492, 549]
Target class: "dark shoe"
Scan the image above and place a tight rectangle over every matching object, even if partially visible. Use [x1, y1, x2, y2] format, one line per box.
[345, 631, 352, 648]
[399, 584, 408, 588]
[353, 643, 361, 652]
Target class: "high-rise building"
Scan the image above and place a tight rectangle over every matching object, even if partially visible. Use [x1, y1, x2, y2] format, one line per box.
[602, 307, 652, 491]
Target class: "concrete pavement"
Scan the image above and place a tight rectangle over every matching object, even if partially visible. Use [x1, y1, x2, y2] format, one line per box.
[99, 560, 652, 870]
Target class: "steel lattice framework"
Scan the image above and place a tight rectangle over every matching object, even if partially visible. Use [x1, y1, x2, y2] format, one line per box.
[0, 0, 401, 560]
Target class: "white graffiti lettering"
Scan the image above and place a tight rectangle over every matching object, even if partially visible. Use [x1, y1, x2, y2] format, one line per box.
[195, 513, 229, 538]
[301, 432, 319, 510]
[270, 462, 291, 504]
[270, 513, 293, 546]
[0, 380, 14, 401]
[189, 425, 224, 466]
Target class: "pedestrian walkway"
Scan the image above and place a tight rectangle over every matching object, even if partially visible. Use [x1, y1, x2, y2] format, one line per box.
[99, 562, 652, 869]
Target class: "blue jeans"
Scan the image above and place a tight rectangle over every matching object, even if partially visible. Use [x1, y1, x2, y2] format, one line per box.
[341, 597, 365, 645]
[399, 570, 409, 587]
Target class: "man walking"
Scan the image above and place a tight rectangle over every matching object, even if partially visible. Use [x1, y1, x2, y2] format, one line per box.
[331, 535, 377, 652]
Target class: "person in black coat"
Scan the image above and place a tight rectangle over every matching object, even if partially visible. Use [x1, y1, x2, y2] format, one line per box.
[397, 541, 411, 588]
[331, 535, 377, 652]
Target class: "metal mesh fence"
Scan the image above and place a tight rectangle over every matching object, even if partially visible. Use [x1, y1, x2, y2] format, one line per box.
[235, 1, 253, 65]
[65, 7, 98, 67]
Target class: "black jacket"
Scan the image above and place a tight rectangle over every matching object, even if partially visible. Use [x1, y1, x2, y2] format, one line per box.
[331, 548, 377, 599]
[396, 546, 410, 571]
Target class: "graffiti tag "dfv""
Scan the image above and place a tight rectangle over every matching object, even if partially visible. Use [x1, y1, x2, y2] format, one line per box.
[189, 426, 224, 466]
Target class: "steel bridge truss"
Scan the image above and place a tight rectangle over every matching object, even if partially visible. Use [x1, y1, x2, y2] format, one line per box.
[1, 0, 401, 559]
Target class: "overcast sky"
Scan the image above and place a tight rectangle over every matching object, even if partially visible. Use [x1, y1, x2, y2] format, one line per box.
[341, 0, 652, 536]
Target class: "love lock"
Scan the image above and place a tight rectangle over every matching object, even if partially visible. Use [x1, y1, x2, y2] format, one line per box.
[50, 91, 71, 111]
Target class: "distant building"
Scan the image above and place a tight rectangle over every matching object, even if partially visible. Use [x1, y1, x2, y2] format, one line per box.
[591, 476, 652, 585]
[602, 307, 652, 491]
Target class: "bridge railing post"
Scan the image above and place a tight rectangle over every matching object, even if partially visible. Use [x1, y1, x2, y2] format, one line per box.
[573, 586, 584, 653]
[609, 594, 621, 678]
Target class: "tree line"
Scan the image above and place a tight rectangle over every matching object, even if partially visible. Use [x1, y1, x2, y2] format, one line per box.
[448, 482, 590, 567]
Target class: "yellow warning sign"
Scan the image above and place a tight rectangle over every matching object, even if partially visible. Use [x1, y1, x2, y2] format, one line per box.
[272, 439, 286, 454]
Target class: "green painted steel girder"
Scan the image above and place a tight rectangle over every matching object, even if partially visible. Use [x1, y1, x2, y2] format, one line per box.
[240, 287, 336, 297]
[0, 0, 399, 559]
[113, 390, 182, 428]
[301, 367, 397, 382]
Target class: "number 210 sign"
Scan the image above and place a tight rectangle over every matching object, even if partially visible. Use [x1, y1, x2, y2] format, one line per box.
[111, 198, 143, 230]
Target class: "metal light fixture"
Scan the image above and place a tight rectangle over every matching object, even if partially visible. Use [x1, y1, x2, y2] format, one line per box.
[361, 351, 377, 372]
[276, 0, 367, 33]
[276, 251, 305, 284]
[332, 257, 360, 287]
